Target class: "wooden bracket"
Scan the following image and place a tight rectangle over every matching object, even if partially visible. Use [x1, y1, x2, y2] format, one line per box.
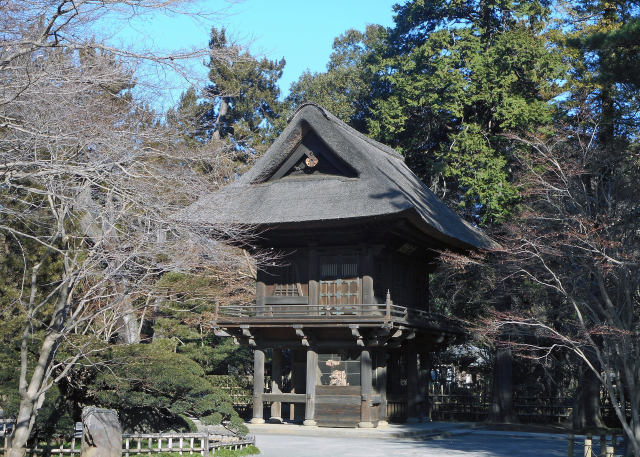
[240, 325, 256, 346]
[349, 324, 364, 347]
[293, 325, 310, 347]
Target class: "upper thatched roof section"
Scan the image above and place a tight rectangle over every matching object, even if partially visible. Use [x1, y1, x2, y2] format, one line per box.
[183, 103, 496, 250]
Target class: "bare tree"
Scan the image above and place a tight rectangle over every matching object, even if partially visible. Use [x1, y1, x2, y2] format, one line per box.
[481, 124, 640, 454]
[0, 2, 262, 456]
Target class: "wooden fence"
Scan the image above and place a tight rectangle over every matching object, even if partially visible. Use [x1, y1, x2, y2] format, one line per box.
[1, 428, 254, 457]
[569, 434, 624, 457]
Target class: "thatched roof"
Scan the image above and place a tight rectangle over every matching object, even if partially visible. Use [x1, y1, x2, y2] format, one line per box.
[182, 103, 496, 250]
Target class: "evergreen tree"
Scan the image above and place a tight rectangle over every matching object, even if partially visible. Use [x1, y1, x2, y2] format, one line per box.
[286, 25, 386, 132]
[170, 28, 285, 171]
[366, 0, 563, 224]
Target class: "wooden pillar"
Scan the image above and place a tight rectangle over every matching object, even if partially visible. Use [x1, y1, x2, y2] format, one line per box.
[361, 247, 374, 305]
[303, 348, 317, 426]
[270, 349, 283, 423]
[309, 247, 318, 314]
[250, 348, 265, 424]
[359, 349, 374, 428]
[256, 279, 266, 317]
[406, 340, 420, 423]
[419, 352, 432, 421]
[376, 350, 389, 427]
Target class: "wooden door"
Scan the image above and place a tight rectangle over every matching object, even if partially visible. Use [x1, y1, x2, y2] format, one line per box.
[318, 255, 360, 311]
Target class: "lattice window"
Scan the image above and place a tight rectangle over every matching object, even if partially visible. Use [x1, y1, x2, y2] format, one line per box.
[273, 263, 301, 296]
[319, 255, 360, 305]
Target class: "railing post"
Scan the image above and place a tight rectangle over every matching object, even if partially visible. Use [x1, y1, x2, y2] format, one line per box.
[385, 290, 392, 322]
[584, 434, 592, 457]
[204, 434, 210, 457]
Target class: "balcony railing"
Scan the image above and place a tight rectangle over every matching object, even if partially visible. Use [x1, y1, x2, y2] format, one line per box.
[213, 302, 441, 328]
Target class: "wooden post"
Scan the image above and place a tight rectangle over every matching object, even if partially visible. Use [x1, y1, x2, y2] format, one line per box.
[600, 434, 606, 457]
[359, 348, 374, 427]
[361, 248, 374, 306]
[568, 434, 574, 457]
[377, 350, 389, 427]
[303, 348, 318, 426]
[420, 352, 433, 421]
[309, 247, 319, 315]
[270, 349, 283, 423]
[585, 434, 592, 457]
[406, 339, 420, 422]
[203, 434, 210, 457]
[256, 280, 266, 316]
[250, 348, 266, 424]
[288, 349, 296, 422]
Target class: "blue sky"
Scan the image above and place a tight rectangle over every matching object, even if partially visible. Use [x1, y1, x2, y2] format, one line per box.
[104, 0, 400, 110]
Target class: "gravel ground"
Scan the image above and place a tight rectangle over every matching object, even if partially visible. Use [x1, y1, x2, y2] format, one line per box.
[251, 428, 579, 457]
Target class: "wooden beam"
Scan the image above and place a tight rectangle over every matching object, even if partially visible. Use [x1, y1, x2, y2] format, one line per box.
[263, 393, 306, 403]
[250, 349, 265, 424]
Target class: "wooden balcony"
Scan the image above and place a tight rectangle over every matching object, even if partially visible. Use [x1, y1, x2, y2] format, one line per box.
[212, 302, 445, 330]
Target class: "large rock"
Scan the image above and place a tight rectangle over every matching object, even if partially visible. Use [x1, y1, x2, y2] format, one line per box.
[81, 407, 122, 457]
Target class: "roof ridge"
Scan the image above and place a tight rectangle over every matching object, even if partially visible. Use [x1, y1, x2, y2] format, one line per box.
[288, 102, 330, 122]
[291, 103, 405, 161]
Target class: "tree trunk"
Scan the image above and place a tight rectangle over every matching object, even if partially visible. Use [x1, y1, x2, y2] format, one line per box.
[116, 293, 140, 344]
[489, 348, 517, 423]
[572, 362, 604, 431]
[211, 97, 229, 141]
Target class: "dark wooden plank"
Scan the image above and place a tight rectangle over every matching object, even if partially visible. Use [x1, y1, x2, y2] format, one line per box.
[315, 396, 361, 406]
[264, 296, 309, 305]
[315, 402, 361, 427]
